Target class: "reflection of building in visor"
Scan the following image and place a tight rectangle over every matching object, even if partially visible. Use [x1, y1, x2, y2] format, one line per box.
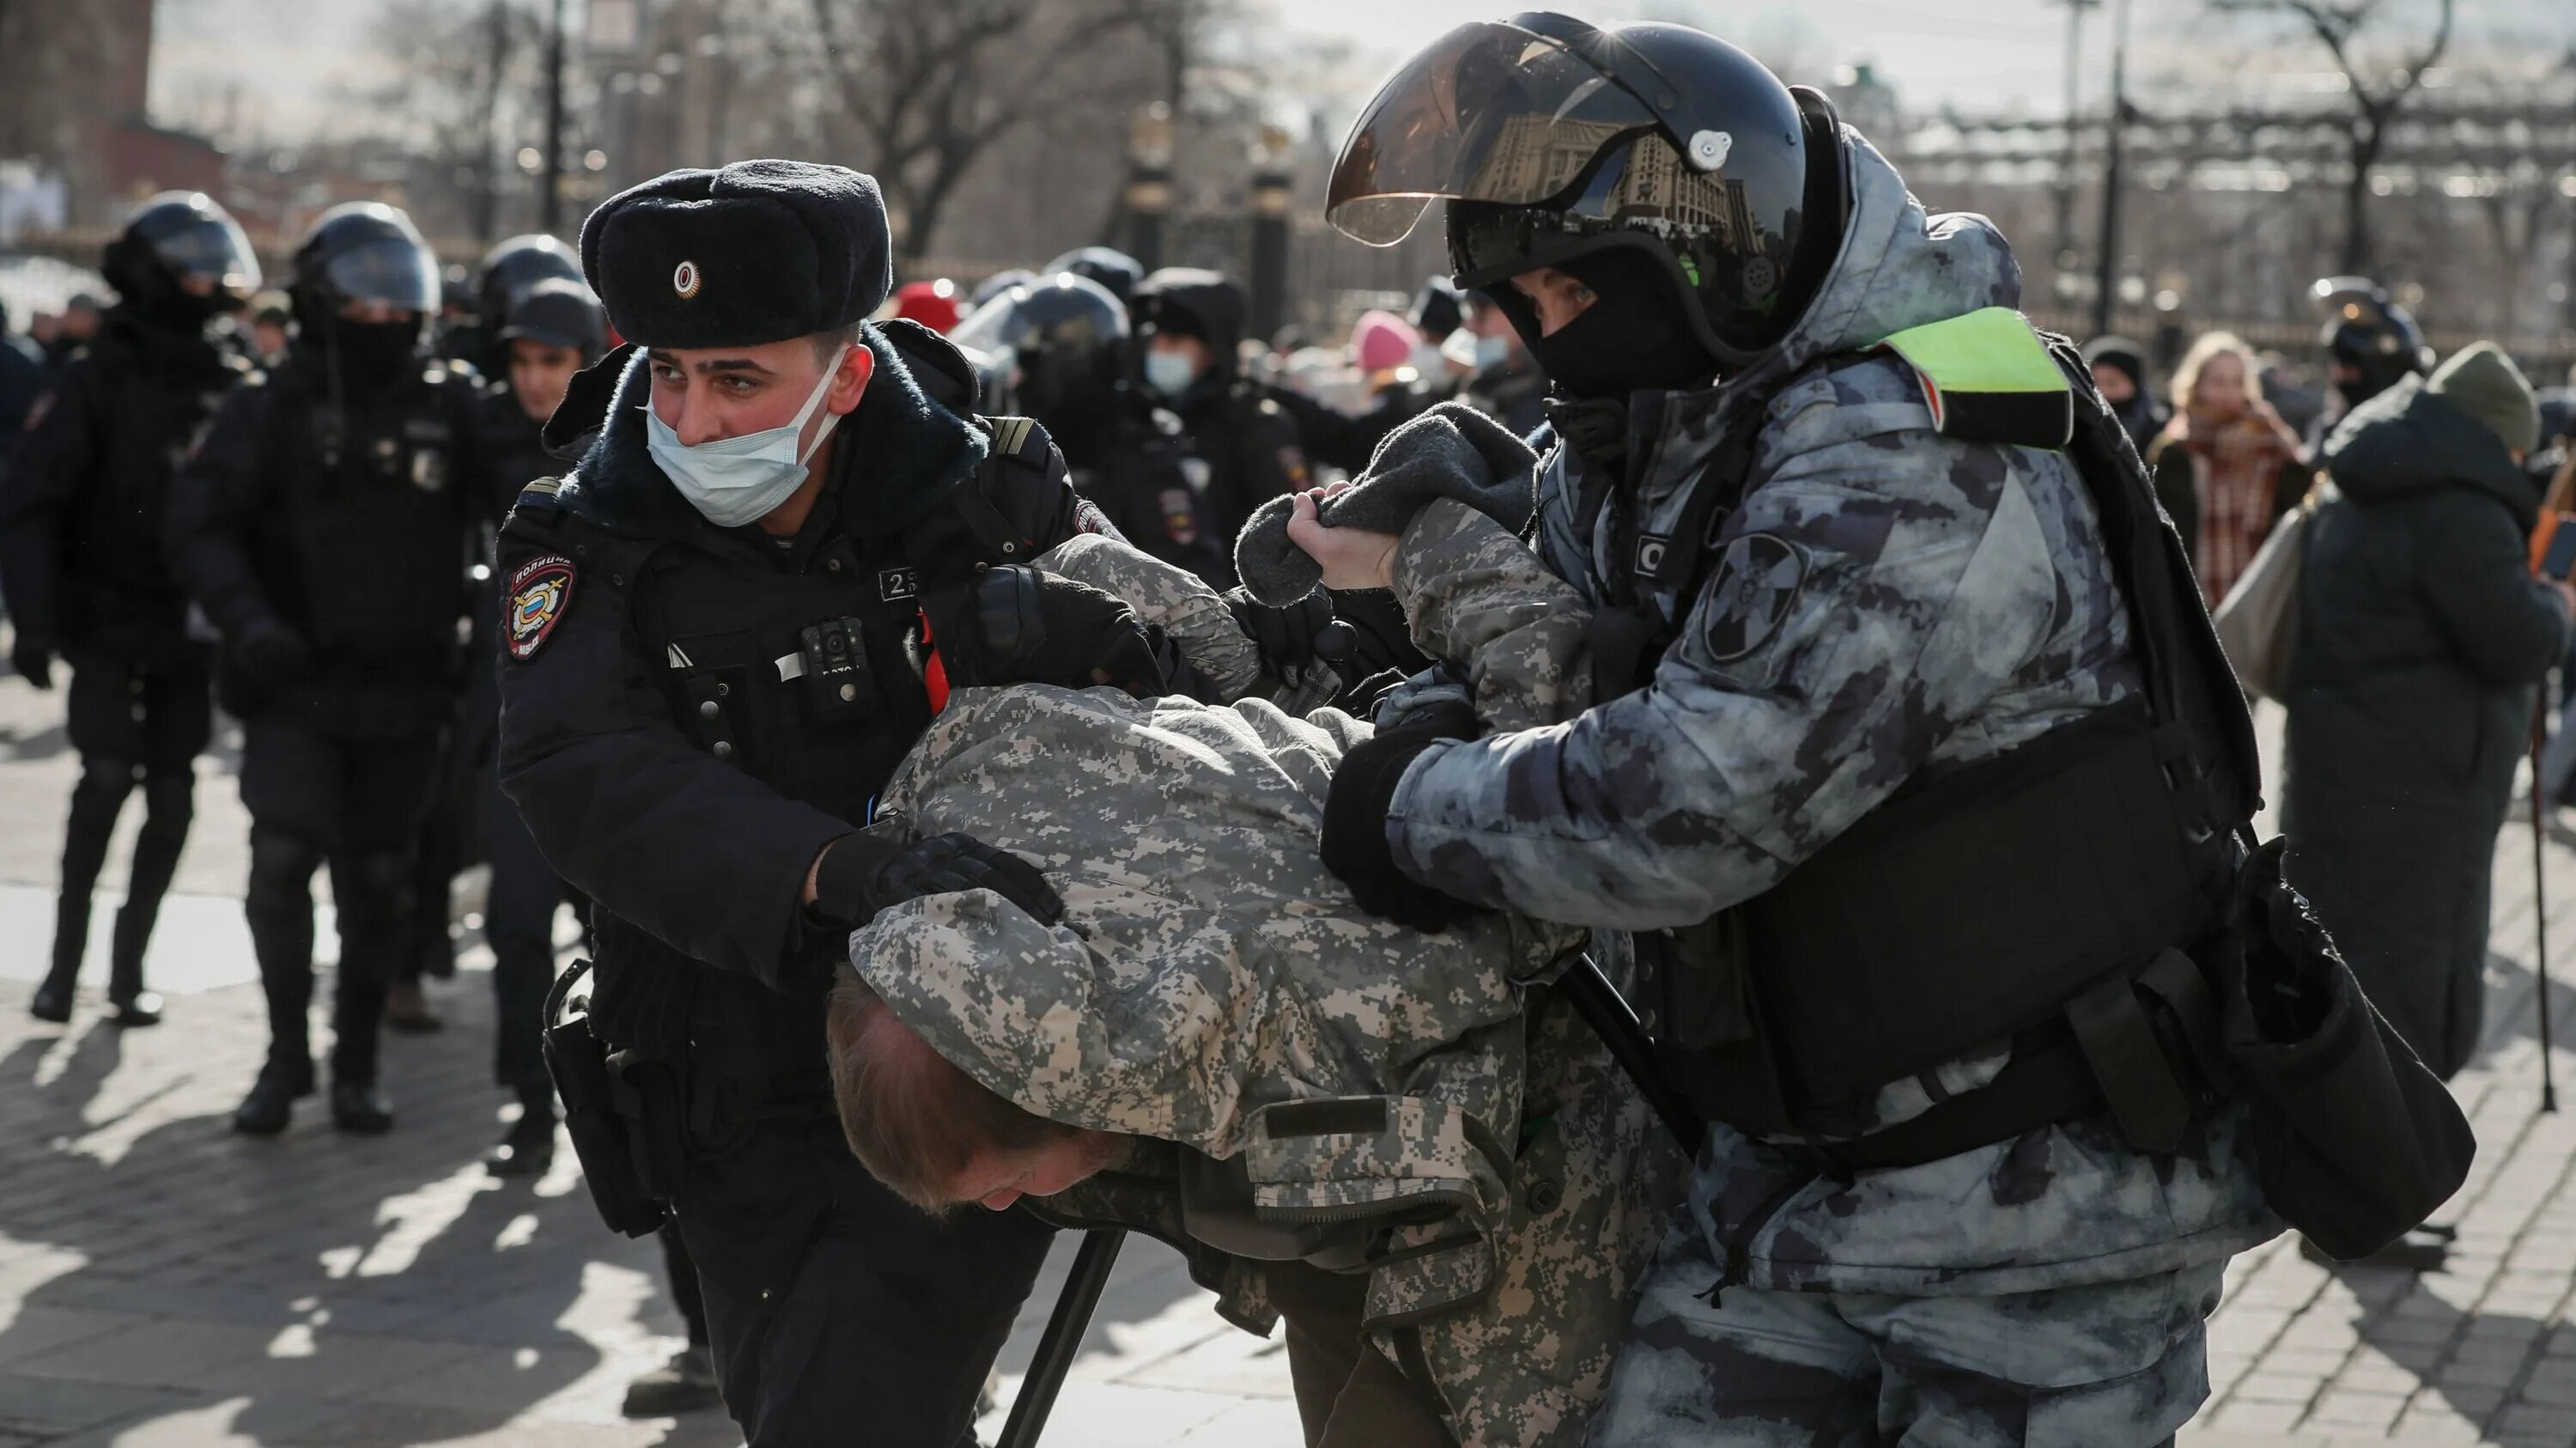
[324, 239, 441, 314]
[1326, 21, 1664, 246]
[147, 216, 262, 295]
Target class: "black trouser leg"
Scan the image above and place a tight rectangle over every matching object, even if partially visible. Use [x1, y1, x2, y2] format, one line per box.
[326, 847, 412, 1086]
[245, 824, 325, 1071]
[46, 756, 135, 995]
[485, 766, 562, 1104]
[659, 1220, 711, 1348]
[110, 769, 194, 1002]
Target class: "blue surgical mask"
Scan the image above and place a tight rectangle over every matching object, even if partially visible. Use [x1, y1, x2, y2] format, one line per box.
[1143, 349, 1200, 399]
[1473, 334, 1510, 369]
[644, 346, 849, 527]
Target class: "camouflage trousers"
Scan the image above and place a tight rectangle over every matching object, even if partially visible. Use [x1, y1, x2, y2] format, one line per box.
[1586, 1216, 2223, 1447]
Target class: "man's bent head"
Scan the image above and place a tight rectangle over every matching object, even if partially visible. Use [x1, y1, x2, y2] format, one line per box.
[826, 972, 1128, 1213]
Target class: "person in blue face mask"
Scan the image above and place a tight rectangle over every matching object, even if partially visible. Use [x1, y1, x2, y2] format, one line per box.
[489, 158, 1176, 1448]
[1127, 267, 1315, 577]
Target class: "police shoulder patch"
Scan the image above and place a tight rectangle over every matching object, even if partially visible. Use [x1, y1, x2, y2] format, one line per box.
[1699, 532, 1806, 663]
[505, 552, 577, 661]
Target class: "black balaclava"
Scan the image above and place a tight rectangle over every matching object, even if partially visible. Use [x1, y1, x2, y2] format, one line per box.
[324, 316, 424, 390]
[1521, 248, 1722, 401]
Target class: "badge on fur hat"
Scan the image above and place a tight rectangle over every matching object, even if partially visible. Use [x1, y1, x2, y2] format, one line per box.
[672, 259, 701, 300]
[506, 553, 577, 661]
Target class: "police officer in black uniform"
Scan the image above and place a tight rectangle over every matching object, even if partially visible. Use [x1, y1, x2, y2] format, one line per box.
[1130, 267, 1313, 571]
[390, 234, 598, 1019]
[469, 276, 607, 1174]
[2310, 275, 2433, 443]
[3, 192, 260, 1026]
[168, 202, 493, 1136]
[956, 271, 1235, 581]
[494, 160, 1164, 1447]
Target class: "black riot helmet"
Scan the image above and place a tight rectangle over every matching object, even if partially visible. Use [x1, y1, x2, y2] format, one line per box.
[495, 276, 609, 363]
[951, 272, 1133, 466]
[102, 192, 262, 325]
[477, 234, 584, 343]
[1041, 246, 1145, 307]
[289, 201, 440, 338]
[1327, 13, 1848, 370]
[2312, 276, 2433, 409]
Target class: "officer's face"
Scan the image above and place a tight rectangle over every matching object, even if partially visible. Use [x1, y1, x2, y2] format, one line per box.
[337, 298, 415, 326]
[507, 338, 583, 423]
[645, 336, 872, 447]
[2092, 364, 2137, 405]
[1507, 266, 1599, 338]
[1147, 332, 1213, 373]
[951, 1129, 1131, 1211]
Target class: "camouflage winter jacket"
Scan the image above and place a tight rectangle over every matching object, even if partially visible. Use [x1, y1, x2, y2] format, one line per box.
[852, 519, 1684, 1446]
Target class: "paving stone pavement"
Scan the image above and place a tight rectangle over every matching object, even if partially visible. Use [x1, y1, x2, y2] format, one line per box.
[4, 658, 2576, 1445]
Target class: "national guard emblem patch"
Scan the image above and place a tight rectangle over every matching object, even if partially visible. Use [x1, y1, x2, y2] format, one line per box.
[1700, 532, 1805, 662]
[506, 553, 576, 661]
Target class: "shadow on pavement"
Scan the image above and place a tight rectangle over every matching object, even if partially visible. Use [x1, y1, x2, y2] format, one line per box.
[0, 1002, 732, 1446]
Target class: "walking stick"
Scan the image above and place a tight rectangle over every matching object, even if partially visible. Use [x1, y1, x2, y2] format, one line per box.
[2533, 694, 2559, 1113]
[995, 1228, 1125, 1448]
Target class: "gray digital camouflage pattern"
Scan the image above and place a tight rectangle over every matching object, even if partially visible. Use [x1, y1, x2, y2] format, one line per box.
[849, 503, 1683, 1445]
[1360, 130, 2275, 1445]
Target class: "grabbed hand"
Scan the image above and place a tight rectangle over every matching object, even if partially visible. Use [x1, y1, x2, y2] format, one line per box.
[1285, 486, 1400, 593]
[930, 566, 1166, 697]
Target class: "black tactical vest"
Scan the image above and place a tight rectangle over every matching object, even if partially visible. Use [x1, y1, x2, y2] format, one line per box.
[64, 329, 242, 618]
[260, 362, 475, 675]
[1593, 324, 2261, 1159]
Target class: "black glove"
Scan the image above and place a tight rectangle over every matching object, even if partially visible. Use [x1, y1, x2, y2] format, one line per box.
[812, 830, 1064, 930]
[1224, 586, 1335, 679]
[234, 620, 318, 689]
[1321, 724, 1486, 932]
[929, 567, 1166, 697]
[9, 632, 56, 691]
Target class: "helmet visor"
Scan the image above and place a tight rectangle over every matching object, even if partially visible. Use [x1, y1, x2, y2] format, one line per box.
[149, 213, 263, 297]
[323, 234, 440, 315]
[1327, 20, 1659, 246]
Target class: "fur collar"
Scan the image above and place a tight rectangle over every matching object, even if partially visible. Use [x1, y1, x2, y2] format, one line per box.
[550, 322, 989, 540]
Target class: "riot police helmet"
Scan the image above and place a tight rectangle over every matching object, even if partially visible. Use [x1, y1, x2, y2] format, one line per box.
[2312, 276, 2433, 408]
[495, 276, 609, 363]
[477, 233, 584, 341]
[951, 272, 1132, 461]
[103, 192, 262, 322]
[1327, 12, 1849, 368]
[1040, 246, 1145, 307]
[289, 202, 440, 338]
[970, 268, 1035, 310]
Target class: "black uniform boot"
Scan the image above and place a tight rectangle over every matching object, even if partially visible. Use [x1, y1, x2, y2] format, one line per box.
[35, 757, 132, 1022]
[485, 1096, 558, 1178]
[331, 1079, 395, 1134]
[107, 771, 192, 1028]
[233, 1056, 316, 1135]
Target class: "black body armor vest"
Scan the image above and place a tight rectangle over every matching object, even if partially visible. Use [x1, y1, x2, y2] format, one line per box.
[1595, 332, 2261, 1159]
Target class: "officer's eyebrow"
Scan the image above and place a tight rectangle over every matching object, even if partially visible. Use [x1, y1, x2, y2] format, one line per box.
[647, 350, 775, 377]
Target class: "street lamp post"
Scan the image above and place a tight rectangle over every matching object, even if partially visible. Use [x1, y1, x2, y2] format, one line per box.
[1246, 125, 1293, 346]
[541, 0, 567, 234]
[1127, 103, 1175, 273]
[2091, 0, 2131, 339]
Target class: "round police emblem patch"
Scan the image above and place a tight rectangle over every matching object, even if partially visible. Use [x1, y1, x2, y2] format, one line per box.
[672, 259, 701, 300]
[1701, 532, 1805, 662]
[506, 553, 577, 661]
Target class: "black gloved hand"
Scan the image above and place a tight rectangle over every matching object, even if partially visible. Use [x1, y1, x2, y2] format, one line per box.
[1224, 586, 1335, 679]
[9, 632, 56, 691]
[812, 830, 1064, 930]
[930, 567, 1167, 697]
[1321, 724, 1486, 932]
[234, 620, 318, 689]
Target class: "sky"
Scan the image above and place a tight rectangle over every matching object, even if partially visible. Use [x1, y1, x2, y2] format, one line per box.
[149, 0, 2576, 147]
